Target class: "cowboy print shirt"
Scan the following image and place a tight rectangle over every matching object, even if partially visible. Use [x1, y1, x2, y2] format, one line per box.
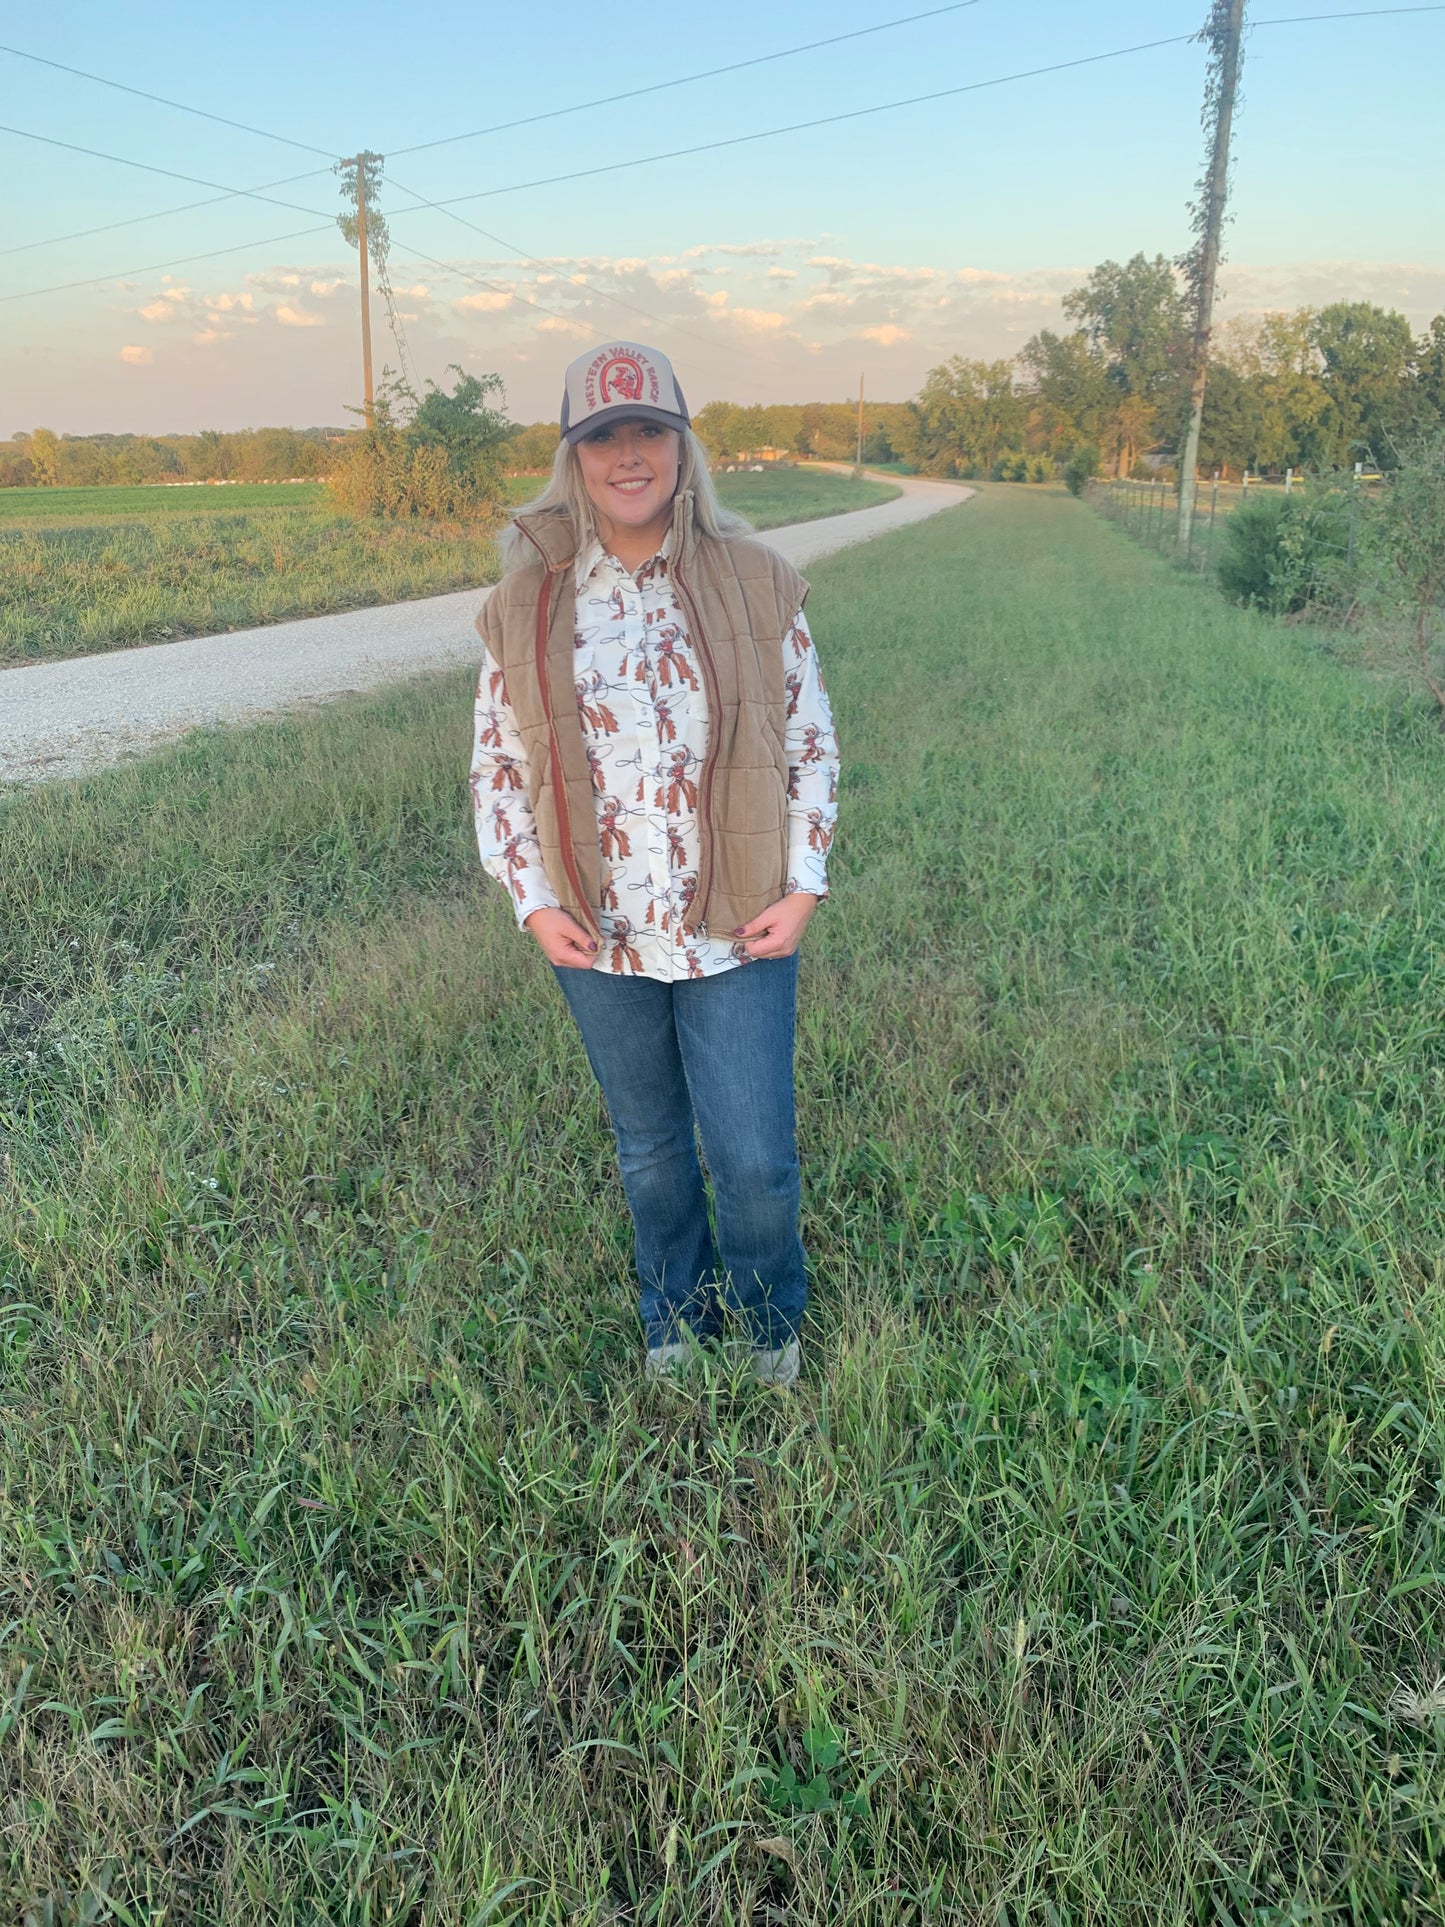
[470, 536, 839, 980]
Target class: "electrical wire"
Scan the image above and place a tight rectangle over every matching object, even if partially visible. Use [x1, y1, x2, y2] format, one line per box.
[0, 41, 338, 156]
[381, 6, 1445, 220]
[0, 122, 335, 217]
[0, 223, 337, 303]
[388, 0, 984, 157]
[0, 167, 337, 258]
[6, 4, 1441, 306]
[0, 0, 985, 262]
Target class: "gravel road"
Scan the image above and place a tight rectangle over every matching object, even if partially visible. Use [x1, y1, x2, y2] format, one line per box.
[1, 473, 970, 785]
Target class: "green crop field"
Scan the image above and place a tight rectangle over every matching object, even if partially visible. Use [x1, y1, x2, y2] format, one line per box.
[0, 469, 897, 669]
[3, 487, 1442, 1921]
[0, 482, 332, 521]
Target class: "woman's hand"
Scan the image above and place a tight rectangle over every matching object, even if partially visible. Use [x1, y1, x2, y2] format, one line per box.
[732, 891, 819, 960]
[524, 907, 600, 969]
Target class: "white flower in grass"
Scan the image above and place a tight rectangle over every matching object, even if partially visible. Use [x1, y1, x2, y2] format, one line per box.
[1390, 1675, 1445, 1725]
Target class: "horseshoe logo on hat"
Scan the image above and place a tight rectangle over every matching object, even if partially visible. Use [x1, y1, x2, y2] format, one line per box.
[597, 353, 647, 404]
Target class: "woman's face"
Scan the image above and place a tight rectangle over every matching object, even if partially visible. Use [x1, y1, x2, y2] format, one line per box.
[575, 419, 681, 543]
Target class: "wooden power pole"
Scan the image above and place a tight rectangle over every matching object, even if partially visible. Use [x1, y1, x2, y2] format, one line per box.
[1177, 0, 1246, 555]
[340, 154, 376, 426]
[855, 372, 865, 473]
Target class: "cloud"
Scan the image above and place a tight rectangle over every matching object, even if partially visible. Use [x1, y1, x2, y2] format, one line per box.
[455, 290, 514, 313]
[119, 344, 152, 365]
[861, 324, 911, 346]
[720, 307, 790, 335]
[137, 284, 190, 322]
[274, 304, 324, 328]
[310, 278, 347, 296]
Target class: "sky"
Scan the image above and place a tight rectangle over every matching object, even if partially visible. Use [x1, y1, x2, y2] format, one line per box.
[3, 0, 1443, 434]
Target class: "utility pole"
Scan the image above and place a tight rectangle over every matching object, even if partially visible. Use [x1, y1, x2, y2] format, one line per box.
[337, 153, 381, 427]
[1177, 0, 1246, 556]
[855, 372, 865, 473]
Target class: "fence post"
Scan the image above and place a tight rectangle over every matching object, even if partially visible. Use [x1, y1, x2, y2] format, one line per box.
[1241, 469, 1249, 499]
[1205, 478, 1219, 573]
[1285, 467, 1293, 494]
[1347, 467, 1361, 570]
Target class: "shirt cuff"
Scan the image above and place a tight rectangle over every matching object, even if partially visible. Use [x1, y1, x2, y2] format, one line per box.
[506, 874, 561, 929]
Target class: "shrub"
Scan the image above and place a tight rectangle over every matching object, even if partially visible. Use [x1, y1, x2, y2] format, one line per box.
[504, 421, 562, 473]
[1063, 445, 1101, 496]
[1217, 491, 1356, 616]
[993, 451, 1054, 483]
[1354, 432, 1445, 715]
[328, 368, 509, 521]
[1216, 495, 1298, 611]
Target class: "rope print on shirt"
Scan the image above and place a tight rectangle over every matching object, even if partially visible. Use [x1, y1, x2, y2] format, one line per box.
[470, 536, 840, 983]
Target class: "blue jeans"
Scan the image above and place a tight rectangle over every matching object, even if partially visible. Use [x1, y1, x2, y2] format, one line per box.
[553, 955, 807, 1351]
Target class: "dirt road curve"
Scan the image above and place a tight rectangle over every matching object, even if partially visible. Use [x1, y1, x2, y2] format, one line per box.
[1, 474, 970, 785]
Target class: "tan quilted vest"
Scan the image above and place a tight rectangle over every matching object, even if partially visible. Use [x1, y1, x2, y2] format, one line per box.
[475, 489, 810, 940]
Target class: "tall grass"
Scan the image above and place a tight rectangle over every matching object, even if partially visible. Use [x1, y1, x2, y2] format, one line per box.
[0, 471, 897, 669]
[1, 486, 1442, 1922]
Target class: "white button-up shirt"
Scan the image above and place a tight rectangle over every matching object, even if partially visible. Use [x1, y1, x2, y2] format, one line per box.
[470, 535, 839, 981]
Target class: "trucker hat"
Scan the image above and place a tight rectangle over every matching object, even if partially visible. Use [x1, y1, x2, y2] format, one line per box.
[560, 341, 691, 443]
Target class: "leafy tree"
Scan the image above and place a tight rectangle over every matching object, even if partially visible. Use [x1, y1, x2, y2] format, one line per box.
[902, 357, 1025, 477]
[1416, 314, 1445, 427]
[1310, 302, 1418, 467]
[27, 428, 61, 487]
[1252, 310, 1331, 471]
[504, 422, 563, 472]
[1197, 361, 1267, 473]
[1061, 254, 1189, 474]
[1018, 329, 1113, 460]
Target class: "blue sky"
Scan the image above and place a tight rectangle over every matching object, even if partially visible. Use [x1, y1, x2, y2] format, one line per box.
[4, 0, 1443, 432]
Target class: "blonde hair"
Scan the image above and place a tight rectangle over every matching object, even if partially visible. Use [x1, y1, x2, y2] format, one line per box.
[498, 425, 750, 572]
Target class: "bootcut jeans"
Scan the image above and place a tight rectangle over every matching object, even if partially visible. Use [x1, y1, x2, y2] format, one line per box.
[552, 954, 807, 1352]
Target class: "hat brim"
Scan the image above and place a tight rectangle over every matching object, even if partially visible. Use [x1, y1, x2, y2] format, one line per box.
[562, 402, 690, 445]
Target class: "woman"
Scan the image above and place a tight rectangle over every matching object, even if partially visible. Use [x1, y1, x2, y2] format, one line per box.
[469, 341, 839, 1386]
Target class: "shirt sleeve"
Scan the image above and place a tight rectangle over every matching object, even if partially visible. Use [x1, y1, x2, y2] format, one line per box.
[781, 606, 839, 899]
[469, 642, 561, 927]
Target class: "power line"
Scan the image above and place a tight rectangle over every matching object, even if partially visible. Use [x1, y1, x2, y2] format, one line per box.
[388, 0, 984, 158]
[388, 35, 1200, 213]
[0, 43, 338, 157]
[0, 167, 336, 258]
[0, 223, 337, 304]
[378, 6, 1445, 220]
[0, 2, 984, 263]
[6, 4, 1440, 308]
[0, 122, 335, 217]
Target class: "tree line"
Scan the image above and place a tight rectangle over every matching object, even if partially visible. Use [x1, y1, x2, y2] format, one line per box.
[8, 255, 1442, 492]
[0, 425, 340, 489]
[694, 256, 1445, 486]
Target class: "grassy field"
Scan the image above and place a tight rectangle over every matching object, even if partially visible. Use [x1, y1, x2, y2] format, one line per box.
[0, 483, 331, 521]
[0, 469, 897, 669]
[3, 486, 1443, 1921]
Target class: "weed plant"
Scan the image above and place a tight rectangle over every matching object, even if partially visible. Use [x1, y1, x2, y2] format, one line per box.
[1, 489, 1442, 1921]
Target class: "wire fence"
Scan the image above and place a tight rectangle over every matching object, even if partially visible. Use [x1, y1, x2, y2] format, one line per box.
[1087, 476, 1223, 574]
[1086, 471, 1373, 583]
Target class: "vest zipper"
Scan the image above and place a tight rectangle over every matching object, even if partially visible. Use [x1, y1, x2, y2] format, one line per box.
[525, 547, 601, 942]
[668, 554, 722, 935]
